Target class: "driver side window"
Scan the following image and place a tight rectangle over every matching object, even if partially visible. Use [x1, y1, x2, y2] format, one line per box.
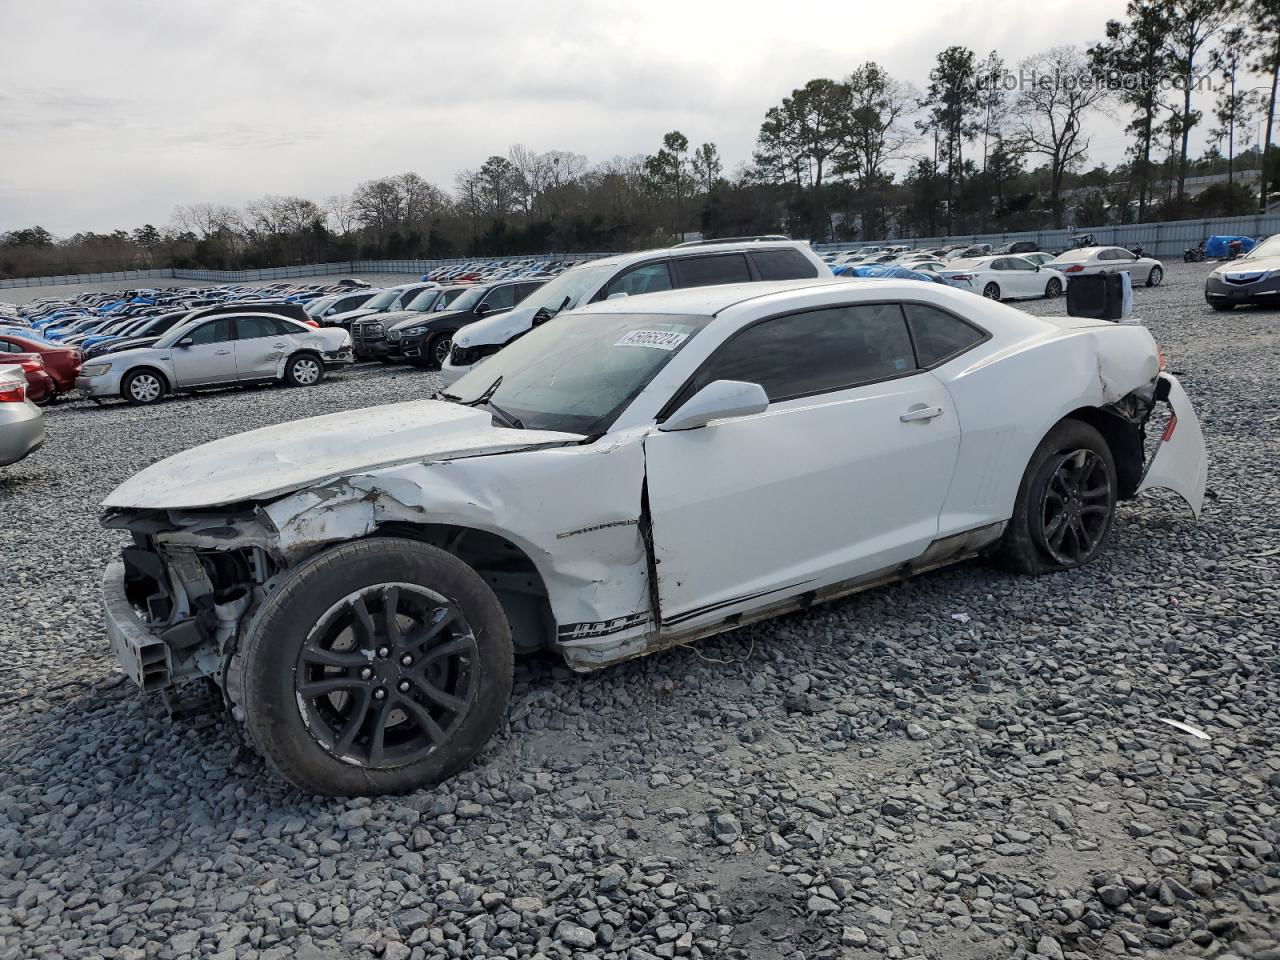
[481, 285, 517, 312]
[600, 262, 673, 300]
[185, 318, 235, 345]
[691, 303, 918, 403]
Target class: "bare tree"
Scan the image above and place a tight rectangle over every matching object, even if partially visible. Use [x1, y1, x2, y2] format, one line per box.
[1011, 47, 1108, 227]
[836, 62, 916, 239]
[325, 193, 360, 235]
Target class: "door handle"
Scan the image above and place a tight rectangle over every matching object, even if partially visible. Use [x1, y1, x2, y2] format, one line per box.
[214, 349, 231, 355]
[272, 343, 286, 348]
[900, 404, 943, 423]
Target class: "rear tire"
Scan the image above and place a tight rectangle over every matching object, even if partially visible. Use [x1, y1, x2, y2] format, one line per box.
[1147, 265, 1163, 287]
[236, 538, 513, 796]
[284, 353, 324, 387]
[982, 282, 1001, 300]
[1044, 278, 1062, 298]
[1209, 301, 1235, 312]
[121, 368, 167, 406]
[997, 419, 1117, 575]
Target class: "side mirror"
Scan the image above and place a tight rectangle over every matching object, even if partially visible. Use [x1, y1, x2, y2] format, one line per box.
[474, 303, 490, 316]
[606, 291, 629, 301]
[660, 380, 769, 432]
[177, 337, 193, 348]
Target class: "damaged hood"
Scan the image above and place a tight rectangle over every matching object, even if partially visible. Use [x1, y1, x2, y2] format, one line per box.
[103, 400, 583, 510]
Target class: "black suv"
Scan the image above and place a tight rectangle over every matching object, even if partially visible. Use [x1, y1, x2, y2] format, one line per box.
[393, 279, 545, 369]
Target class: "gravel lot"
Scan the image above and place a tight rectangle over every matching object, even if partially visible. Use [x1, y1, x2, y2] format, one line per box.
[2, 261, 1277, 960]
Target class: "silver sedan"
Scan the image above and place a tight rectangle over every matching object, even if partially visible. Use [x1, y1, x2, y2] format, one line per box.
[1047, 246, 1165, 286]
[0, 365, 45, 466]
[76, 312, 353, 405]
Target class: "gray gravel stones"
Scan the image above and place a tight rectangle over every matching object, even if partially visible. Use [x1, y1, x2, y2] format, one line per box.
[1, 260, 1278, 958]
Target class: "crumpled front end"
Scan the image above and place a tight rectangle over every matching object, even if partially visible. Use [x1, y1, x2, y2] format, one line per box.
[99, 433, 657, 711]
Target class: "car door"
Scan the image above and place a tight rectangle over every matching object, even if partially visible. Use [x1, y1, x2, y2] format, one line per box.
[643, 301, 961, 631]
[169, 317, 238, 386]
[233, 315, 291, 381]
[1003, 257, 1040, 296]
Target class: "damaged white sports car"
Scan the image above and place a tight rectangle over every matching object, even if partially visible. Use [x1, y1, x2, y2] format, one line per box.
[100, 279, 1207, 795]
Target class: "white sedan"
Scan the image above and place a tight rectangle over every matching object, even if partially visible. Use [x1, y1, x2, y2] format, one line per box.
[77, 312, 353, 405]
[1046, 246, 1165, 287]
[939, 255, 1067, 301]
[98, 279, 1205, 794]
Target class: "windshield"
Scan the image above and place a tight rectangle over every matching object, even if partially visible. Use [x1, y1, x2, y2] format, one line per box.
[1244, 235, 1280, 259]
[441, 288, 485, 312]
[361, 289, 401, 311]
[515, 262, 614, 315]
[438, 288, 469, 309]
[403, 288, 442, 311]
[305, 296, 335, 316]
[446, 311, 710, 434]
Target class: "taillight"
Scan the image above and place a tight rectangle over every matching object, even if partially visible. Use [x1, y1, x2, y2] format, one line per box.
[1162, 413, 1178, 442]
[1065, 264, 1084, 273]
[949, 273, 973, 281]
[0, 382, 26, 403]
[1156, 346, 1167, 371]
[304, 319, 319, 327]
[19, 359, 43, 373]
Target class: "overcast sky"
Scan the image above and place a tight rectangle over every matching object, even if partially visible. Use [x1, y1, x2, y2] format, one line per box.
[0, 0, 1261, 235]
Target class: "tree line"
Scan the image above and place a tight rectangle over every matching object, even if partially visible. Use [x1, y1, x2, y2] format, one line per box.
[3, 0, 1278, 279]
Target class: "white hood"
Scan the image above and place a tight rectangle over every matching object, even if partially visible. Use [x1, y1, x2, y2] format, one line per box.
[104, 400, 582, 510]
[453, 305, 538, 348]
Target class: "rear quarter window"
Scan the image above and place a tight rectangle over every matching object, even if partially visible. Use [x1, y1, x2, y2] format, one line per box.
[672, 254, 751, 288]
[750, 248, 819, 280]
[903, 303, 987, 367]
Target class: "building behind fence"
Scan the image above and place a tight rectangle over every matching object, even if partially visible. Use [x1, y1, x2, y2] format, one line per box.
[4, 210, 1280, 291]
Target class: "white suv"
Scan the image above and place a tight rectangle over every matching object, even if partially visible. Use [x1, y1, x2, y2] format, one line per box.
[440, 239, 830, 385]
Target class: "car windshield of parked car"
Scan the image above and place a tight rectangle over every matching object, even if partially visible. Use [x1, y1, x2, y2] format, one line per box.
[440, 288, 485, 312]
[360, 289, 401, 311]
[445, 311, 711, 435]
[1244, 235, 1280, 259]
[305, 297, 335, 316]
[403, 288, 442, 311]
[513, 262, 615, 316]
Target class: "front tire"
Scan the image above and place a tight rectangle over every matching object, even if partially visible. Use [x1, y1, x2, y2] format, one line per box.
[285, 353, 324, 387]
[982, 282, 1001, 301]
[121, 368, 167, 406]
[236, 538, 513, 796]
[997, 419, 1117, 575]
[1147, 265, 1163, 287]
[1209, 300, 1235, 312]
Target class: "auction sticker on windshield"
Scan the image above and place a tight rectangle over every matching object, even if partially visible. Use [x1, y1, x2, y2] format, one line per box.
[615, 329, 689, 350]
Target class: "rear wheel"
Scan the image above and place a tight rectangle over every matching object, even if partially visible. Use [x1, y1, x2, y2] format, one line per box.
[982, 282, 1001, 300]
[1044, 277, 1063, 298]
[285, 353, 323, 387]
[1147, 265, 1163, 287]
[236, 538, 513, 795]
[121, 368, 166, 406]
[997, 419, 1117, 575]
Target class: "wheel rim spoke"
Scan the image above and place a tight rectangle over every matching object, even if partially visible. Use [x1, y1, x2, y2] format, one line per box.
[332, 687, 372, 754]
[395, 693, 450, 745]
[300, 646, 369, 669]
[349, 594, 376, 647]
[420, 635, 472, 663]
[383, 586, 403, 646]
[416, 677, 470, 714]
[297, 676, 364, 697]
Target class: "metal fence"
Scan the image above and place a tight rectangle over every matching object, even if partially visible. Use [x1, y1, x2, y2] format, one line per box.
[815, 211, 1280, 259]
[6, 210, 1279, 292]
[0, 253, 618, 291]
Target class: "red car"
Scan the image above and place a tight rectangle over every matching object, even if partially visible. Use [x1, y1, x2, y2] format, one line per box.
[5, 355, 56, 405]
[0, 332, 82, 394]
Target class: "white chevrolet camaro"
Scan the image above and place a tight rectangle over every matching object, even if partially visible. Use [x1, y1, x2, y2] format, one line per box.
[99, 279, 1206, 795]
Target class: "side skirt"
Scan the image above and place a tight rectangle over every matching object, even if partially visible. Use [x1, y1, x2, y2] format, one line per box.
[558, 521, 1006, 671]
